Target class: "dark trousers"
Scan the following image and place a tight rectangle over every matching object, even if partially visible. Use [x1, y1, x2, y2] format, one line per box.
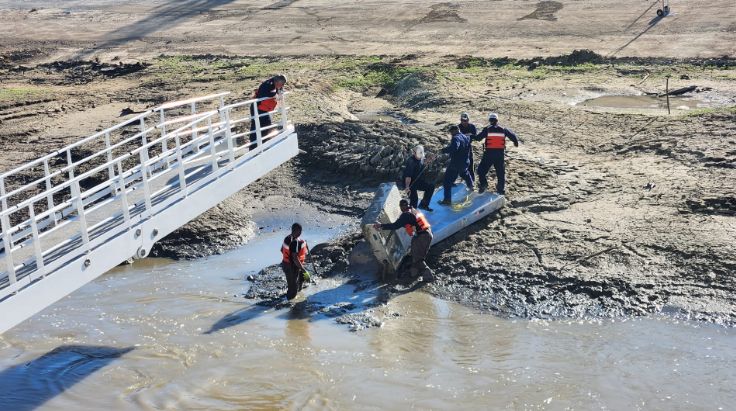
[477, 150, 505, 194]
[443, 165, 474, 201]
[249, 105, 272, 147]
[410, 230, 433, 277]
[468, 150, 476, 182]
[281, 262, 304, 300]
[409, 179, 435, 209]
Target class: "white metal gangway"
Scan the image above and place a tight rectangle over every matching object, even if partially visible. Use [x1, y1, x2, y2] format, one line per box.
[0, 91, 298, 334]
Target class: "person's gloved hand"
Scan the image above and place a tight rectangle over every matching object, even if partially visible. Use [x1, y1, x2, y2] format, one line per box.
[302, 270, 311, 282]
[514, 141, 519, 147]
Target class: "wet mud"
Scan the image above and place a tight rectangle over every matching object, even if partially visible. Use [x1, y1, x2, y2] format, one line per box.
[1, 51, 734, 326]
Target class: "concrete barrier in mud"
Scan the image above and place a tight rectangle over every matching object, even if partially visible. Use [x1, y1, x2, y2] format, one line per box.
[361, 183, 506, 281]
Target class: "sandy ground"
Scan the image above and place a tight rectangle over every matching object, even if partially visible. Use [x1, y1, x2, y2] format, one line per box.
[0, 0, 735, 61]
[1, 1, 735, 325]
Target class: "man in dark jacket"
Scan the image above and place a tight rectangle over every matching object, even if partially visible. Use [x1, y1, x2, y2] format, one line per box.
[439, 125, 473, 206]
[401, 145, 435, 212]
[250, 74, 287, 148]
[473, 113, 519, 195]
[458, 112, 478, 183]
[373, 199, 434, 282]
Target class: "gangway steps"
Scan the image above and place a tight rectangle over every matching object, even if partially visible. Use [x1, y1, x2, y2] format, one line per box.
[0, 91, 298, 334]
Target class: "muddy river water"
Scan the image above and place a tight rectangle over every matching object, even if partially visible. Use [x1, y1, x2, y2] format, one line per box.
[1, 212, 734, 410]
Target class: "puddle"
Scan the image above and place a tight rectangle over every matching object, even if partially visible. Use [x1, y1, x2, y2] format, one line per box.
[579, 94, 707, 111]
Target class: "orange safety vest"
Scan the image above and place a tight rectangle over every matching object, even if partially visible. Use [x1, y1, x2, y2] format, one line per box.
[281, 235, 307, 264]
[253, 87, 278, 112]
[404, 209, 431, 236]
[485, 132, 506, 149]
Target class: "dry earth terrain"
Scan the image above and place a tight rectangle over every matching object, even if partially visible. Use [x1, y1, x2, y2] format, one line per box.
[1, 0, 735, 325]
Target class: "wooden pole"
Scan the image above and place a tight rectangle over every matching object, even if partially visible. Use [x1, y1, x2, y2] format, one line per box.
[664, 77, 671, 115]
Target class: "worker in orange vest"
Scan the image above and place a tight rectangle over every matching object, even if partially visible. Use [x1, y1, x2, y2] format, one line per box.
[280, 222, 308, 300]
[473, 113, 519, 195]
[250, 74, 287, 148]
[373, 199, 435, 282]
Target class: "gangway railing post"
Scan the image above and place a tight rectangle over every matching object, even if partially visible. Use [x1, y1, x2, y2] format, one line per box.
[139, 150, 153, 219]
[174, 134, 188, 199]
[66, 149, 74, 179]
[116, 161, 131, 229]
[140, 117, 149, 178]
[28, 204, 46, 278]
[0, 176, 8, 215]
[160, 109, 170, 168]
[104, 132, 117, 193]
[208, 117, 219, 172]
[253, 101, 263, 154]
[42, 159, 57, 225]
[278, 93, 288, 131]
[1, 213, 17, 286]
[70, 179, 91, 253]
[224, 108, 235, 165]
[191, 102, 199, 154]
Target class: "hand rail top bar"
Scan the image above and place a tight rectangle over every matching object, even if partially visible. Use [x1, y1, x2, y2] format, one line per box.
[0, 92, 233, 180]
[156, 91, 231, 111]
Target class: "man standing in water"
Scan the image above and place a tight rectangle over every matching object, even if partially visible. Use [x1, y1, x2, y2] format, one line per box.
[438, 125, 473, 206]
[373, 199, 435, 282]
[281, 223, 308, 300]
[250, 74, 287, 148]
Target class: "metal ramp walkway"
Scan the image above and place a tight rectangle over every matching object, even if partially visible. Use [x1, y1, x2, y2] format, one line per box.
[0, 91, 298, 334]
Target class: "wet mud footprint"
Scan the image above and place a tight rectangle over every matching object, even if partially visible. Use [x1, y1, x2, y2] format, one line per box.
[518, 1, 563, 21]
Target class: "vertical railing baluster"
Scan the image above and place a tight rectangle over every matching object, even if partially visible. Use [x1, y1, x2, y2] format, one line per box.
[116, 160, 131, 230]
[28, 204, 46, 278]
[139, 151, 153, 219]
[1, 212, 16, 285]
[42, 159, 57, 225]
[253, 101, 263, 154]
[174, 133, 187, 199]
[208, 117, 218, 172]
[278, 92, 288, 131]
[191, 102, 199, 154]
[71, 179, 90, 253]
[224, 108, 235, 164]
[140, 117, 149, 179]
[160, 109, 169, 168]
[104, 132, 116, 192]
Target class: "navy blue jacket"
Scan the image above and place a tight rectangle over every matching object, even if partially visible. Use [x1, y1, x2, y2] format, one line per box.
[442, 132, 471, 169]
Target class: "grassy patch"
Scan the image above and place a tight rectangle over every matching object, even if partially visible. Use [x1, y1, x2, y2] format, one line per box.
[681, 105, 736, 117]
[336, 61, 427, 91]
[0, 86, 48, 101]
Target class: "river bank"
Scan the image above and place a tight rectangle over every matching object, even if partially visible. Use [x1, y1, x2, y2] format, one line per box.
[1, 51, 735, 326]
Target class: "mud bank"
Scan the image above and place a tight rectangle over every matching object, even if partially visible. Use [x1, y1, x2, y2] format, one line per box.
[1, 52, 734, 325]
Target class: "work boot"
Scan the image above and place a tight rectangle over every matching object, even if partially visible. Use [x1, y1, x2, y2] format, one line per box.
[438, 199, 452, 206]
[422, 270, 435, 282]
[418, 203, 434, 212]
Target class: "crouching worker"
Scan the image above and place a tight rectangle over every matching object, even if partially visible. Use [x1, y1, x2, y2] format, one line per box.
[281, 223, 308, 300]
[373, 200, 435, 282]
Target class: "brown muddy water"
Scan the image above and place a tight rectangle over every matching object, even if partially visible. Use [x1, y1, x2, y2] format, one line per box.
[1, 211, 735, 410]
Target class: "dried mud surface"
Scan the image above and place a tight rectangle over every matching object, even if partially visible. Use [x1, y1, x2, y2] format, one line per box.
[1, 49, 735, 325]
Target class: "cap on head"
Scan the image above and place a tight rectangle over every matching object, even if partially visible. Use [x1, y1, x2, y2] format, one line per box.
[488, 112, 499, 121]
[460, 112, 469, 121]
[399, 199, 409, 209]
[413, 145, 425, 159]
[291, 222, 302, 234]
[274, 74, 287, 84]
[448, 125, 460, 135]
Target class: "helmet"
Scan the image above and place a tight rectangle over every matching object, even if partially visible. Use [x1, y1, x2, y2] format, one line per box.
[460, 112, 469, 121]
[488, 113, 499, 121]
